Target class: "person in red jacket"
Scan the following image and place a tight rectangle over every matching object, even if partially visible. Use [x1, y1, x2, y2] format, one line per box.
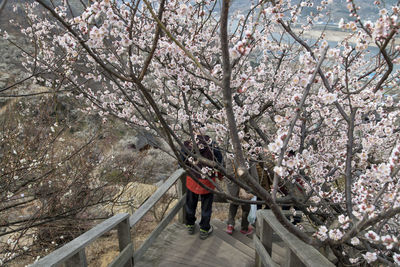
[180, 135, 223, 240]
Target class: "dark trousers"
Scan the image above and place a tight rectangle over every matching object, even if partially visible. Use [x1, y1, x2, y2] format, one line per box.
[226, 180, 250, 230]
[185, 190, 213, 231]
[227, 203, 250, 230]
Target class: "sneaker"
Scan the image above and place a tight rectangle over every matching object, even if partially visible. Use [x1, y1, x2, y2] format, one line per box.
[186, 224, 195, 235]
[199, 225, 213, 240]
[226, 224, 234, 235]
[240, 226, 253, 236]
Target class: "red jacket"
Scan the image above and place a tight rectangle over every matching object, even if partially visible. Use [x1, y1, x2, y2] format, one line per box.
[181, 135, 223, 194]
[186, 175, 216, 195]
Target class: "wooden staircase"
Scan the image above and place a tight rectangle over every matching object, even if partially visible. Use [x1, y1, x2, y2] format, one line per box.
[135, 220, 255, 267]
[31, 170, 334, 267]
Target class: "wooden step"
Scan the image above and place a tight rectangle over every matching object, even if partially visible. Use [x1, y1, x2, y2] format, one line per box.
[212, 219, 255, 250]
[135, 222, 255, 267]
[163, 223, 254, 267]
[212, 220, 255, 258]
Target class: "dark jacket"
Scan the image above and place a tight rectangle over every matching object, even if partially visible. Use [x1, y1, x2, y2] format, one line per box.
[180, 135, 223, 194]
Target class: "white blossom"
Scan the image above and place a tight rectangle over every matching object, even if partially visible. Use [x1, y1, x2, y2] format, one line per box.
[329, 229, 343, 241]
[349, 257, 359, 264]
[363, 252, 377, 264]
[350, 237, 360, 245]
[273, 166, 284, 176]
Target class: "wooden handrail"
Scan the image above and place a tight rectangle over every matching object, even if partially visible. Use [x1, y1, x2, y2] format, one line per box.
[255, 209, 335, 267]
[253, 235, 278, 267]
[133, 195, 186, 261]
[31, 213, 130, 267]
[129, 168, 185, 227]
[108, 243, 133, 267]
[30, 168, 187, 267]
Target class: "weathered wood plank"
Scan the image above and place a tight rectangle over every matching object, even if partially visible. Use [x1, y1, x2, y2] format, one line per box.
[257, 211, 273, 255]
[212, 219, 255, 250]
[64, 249, 87, 267]
[271, 250, 285, 266]
[177, 174, 186, 224]
[117, 218, 133, 267]
[258, 210, 335, 267]
[159, 223, 254, 267]
[107, 243, 133, 267]
[212, 223, 254, 258]
[31, 213, 130, 267]
[271, 241, 288, 261]
[285, 248, 303, 267]
[129, 168, 185, 227]
[133, 195, 186, 262]
[254, 235, 279, 267]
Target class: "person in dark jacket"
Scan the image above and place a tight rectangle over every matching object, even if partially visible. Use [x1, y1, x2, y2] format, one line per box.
[180, 135, 223, 240]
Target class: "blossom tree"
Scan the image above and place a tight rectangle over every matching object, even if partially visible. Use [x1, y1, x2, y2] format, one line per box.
[2, 0, 400, 265]
[0, 3, 149, 264]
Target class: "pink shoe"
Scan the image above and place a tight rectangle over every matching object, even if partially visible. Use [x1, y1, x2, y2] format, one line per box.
[226, 224, 234, 235]
[240, 226, 253, 235]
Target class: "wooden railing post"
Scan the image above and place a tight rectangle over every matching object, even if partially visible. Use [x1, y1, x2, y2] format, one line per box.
[177, 173, 186, 224]
[118, 217, 133, 267]
[256, 210, 335, 267]
[64, 249, 87, 267]
[255, 210, 273, 267]
[284, 250, 303, 267]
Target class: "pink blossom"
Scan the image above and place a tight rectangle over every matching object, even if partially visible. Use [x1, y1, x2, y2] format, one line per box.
[364, 230, 380, 242]
[394, 253, 400, 265]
